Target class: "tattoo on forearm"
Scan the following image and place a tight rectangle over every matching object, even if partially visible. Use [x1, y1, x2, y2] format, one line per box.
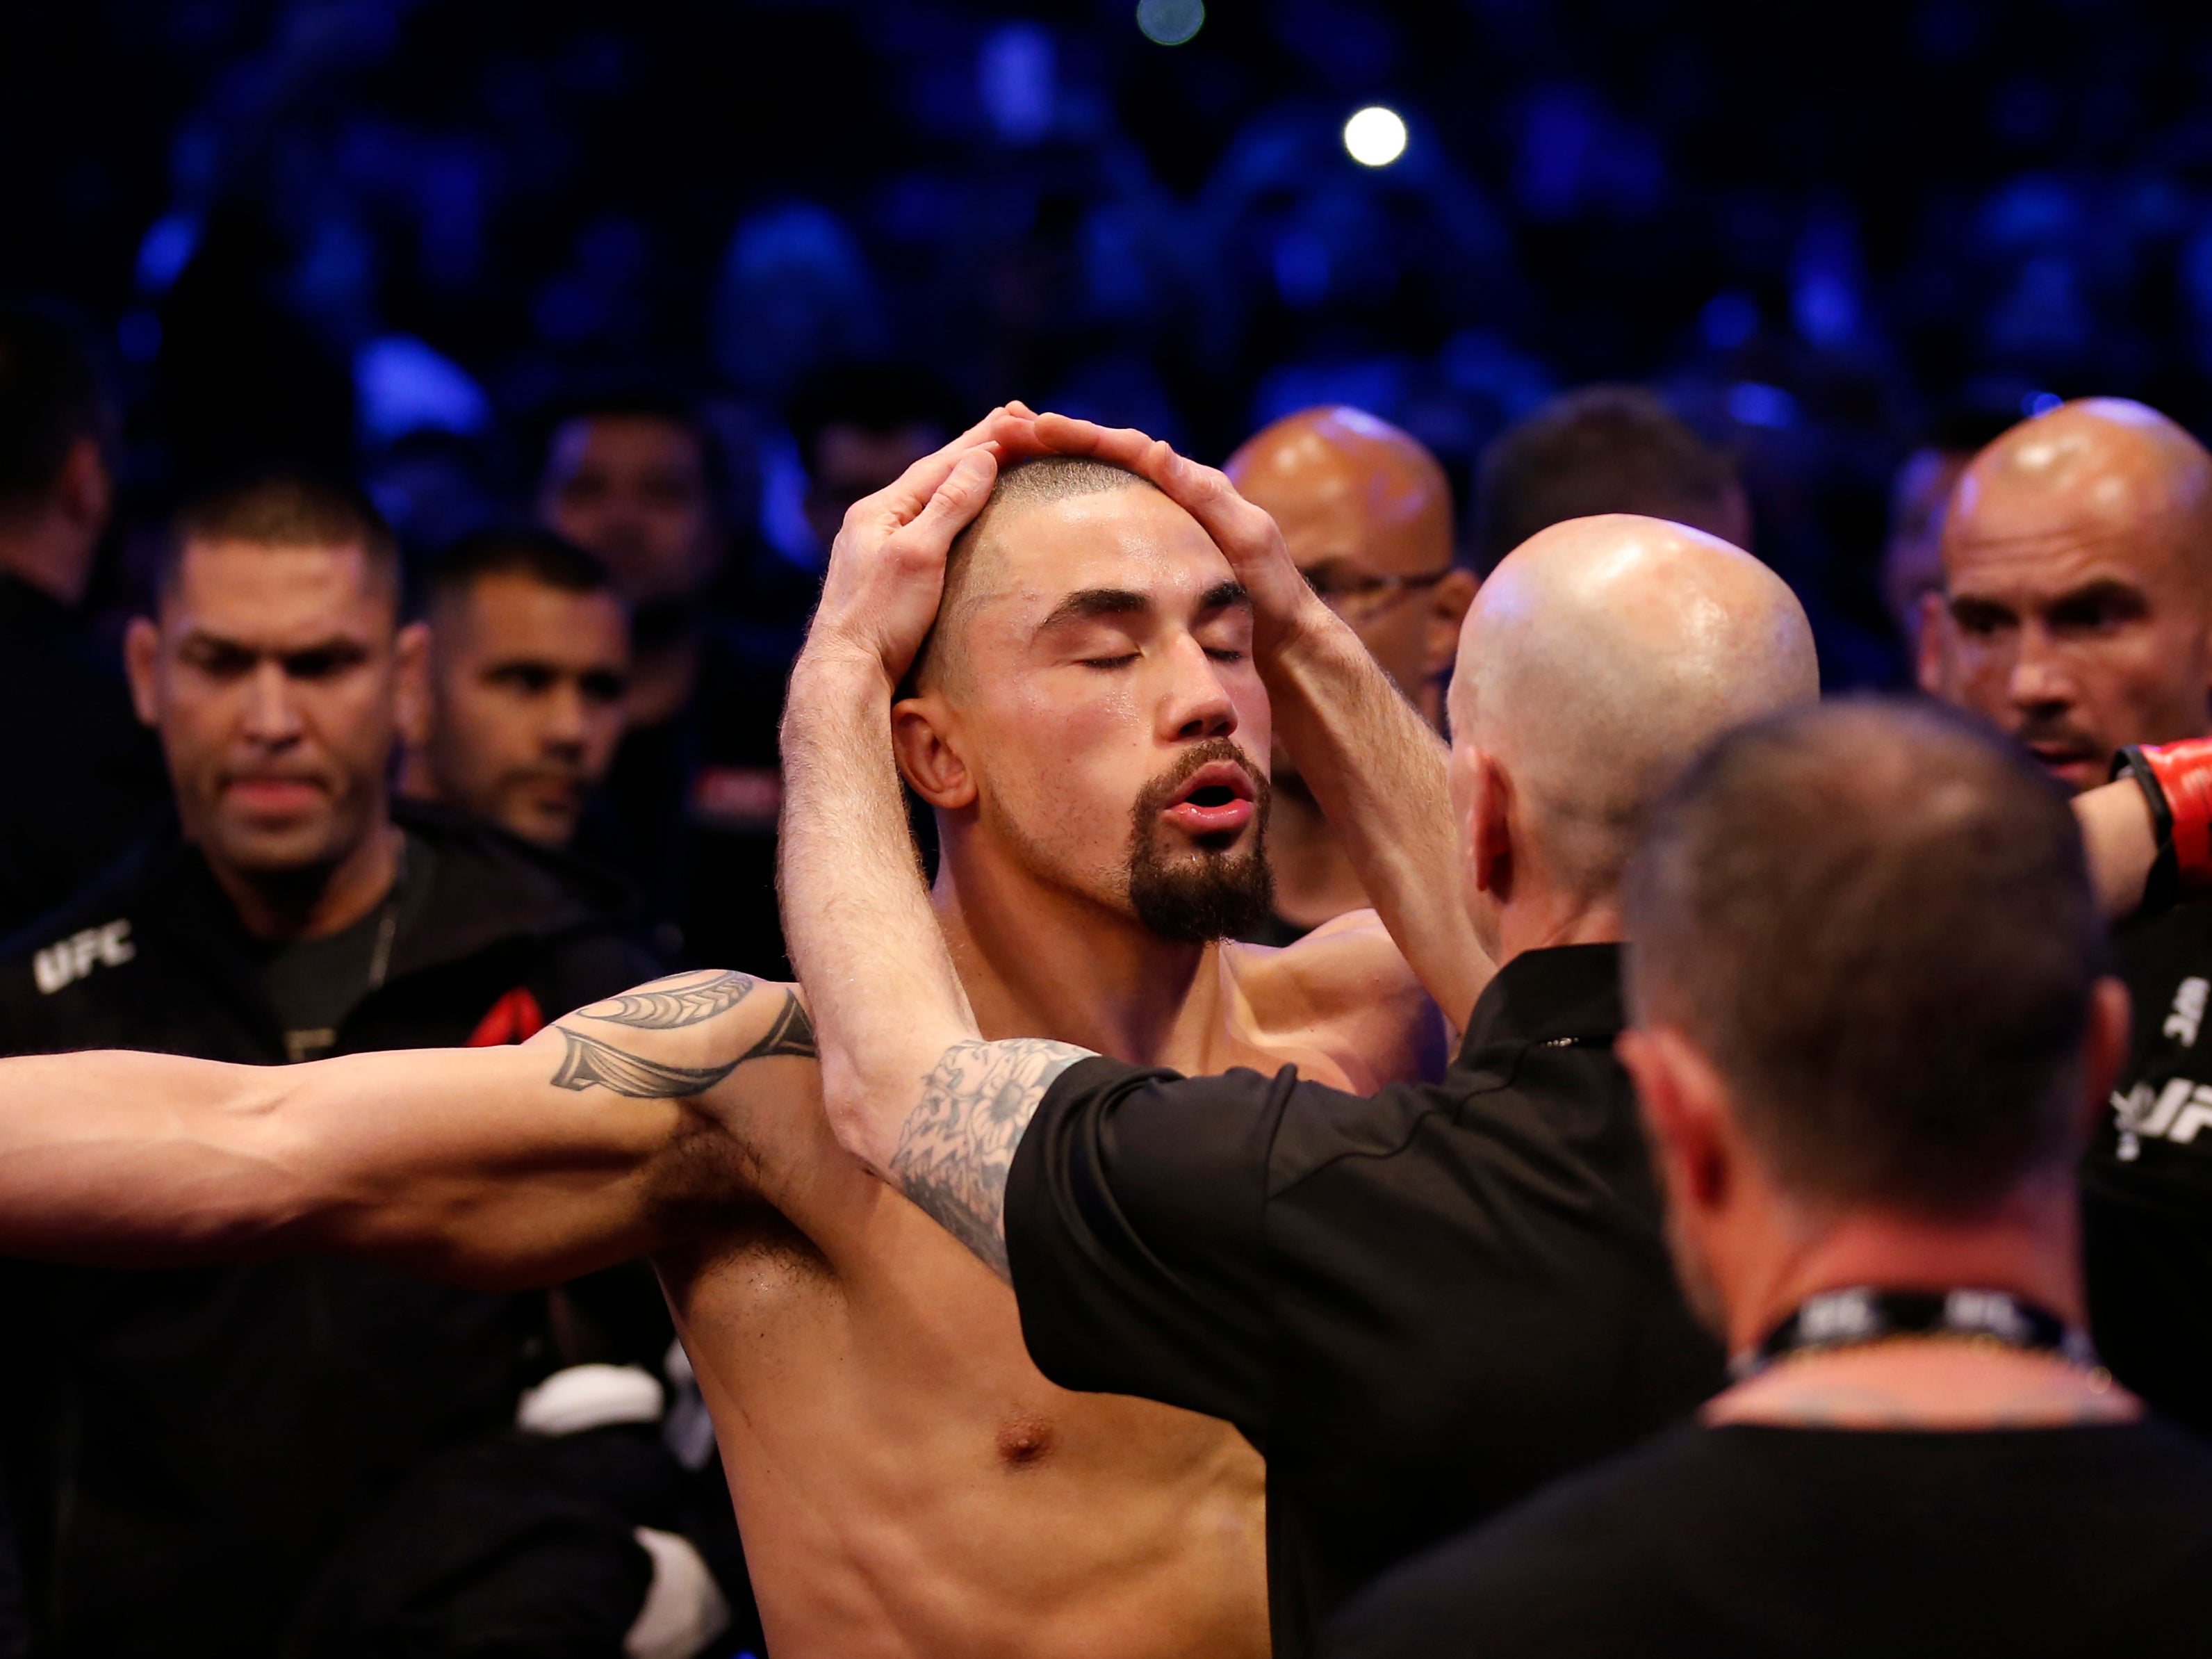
[549, 984, 818, 1098]
[577, 970, 760, 1030]
[890, 1039, 1090, 1280]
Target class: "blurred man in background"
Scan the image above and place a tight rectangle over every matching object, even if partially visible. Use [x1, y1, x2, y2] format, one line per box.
[1329, 701, 2211, 1658]
[1226, 406, 1475, 944]
[1924, 395, 2212, 1439]
[0, 471, 661, 1659]
[785, 361, 956, 555]
[537, 393, 789, 971]
[400, 528, 631, 850]
[1473, 384, 1751, 573]
[0, 297, 165, 938]
[1883, 407, 2016, 685]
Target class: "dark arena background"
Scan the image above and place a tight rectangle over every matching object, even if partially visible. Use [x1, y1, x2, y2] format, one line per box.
[6, 0, 2203, 682]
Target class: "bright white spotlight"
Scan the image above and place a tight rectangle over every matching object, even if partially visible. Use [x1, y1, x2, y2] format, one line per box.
[1343, 106, 1408, 167]
[1136, 0, 1204, 46]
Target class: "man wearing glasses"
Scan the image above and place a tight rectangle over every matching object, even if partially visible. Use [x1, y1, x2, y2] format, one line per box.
[1225, 407, 1477, 945]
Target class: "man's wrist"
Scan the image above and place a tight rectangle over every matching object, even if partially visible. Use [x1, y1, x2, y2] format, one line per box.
[791, 636, 900, 701]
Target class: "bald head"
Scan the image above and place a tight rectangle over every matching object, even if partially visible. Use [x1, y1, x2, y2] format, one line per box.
[1947, 399, 2212, 591]
[1228, 406, 1453, 577]
[1451, 514, 1817, 909]
[1933, 398, 2212, 791]
[1229, 407, 1473, 726]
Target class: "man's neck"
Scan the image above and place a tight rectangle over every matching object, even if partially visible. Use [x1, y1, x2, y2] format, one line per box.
[1706, 1180, 2134, 1429]
[1490, 893, 1624, 965]
[206, 818, 404, 943]
[1264, 772, 1371, 930]
[931, 835, 1218, 1069]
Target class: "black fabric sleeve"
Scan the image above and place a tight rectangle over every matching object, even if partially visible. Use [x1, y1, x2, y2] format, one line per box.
[1003, 1055, 1296, 1446]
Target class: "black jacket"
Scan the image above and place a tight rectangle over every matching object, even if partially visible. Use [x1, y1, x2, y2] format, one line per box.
[0, 575, 166, 940]
[0, 802, 663, 1659]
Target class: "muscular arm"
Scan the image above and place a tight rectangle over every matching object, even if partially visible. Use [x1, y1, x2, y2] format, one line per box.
[0, 968, 816, 1289]
[780, 416, 1104, 1280]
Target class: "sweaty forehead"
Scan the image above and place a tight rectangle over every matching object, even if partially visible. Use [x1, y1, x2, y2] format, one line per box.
[969, 487, 1230, 611]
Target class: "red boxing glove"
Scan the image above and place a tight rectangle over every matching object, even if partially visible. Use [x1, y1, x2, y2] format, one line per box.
[2116, 738, 2212, 901]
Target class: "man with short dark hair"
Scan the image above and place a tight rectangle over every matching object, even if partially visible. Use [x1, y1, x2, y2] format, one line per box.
[1325, 700, 2212, 1658]
[0, 471, 661, 1659]
[785, 361, 956, 555]
[400, 528, 631, 848]
[1473, 384, 1749, 574]
[0, 297, 165, 937]
[537, 397, 788, 970]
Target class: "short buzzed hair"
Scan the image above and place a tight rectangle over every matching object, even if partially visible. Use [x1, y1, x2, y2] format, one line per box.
[1625, 698, 2104, 1218]
[422, 526, 615, 616]
[163, 470, 400, 603]
[1475, 386, 1739, 575]
[909, 455, 1158, 692]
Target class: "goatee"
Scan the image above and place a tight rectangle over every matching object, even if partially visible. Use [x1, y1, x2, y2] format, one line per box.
[1124, 739, 1277, 944]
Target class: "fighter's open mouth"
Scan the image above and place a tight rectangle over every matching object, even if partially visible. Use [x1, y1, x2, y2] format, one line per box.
[1166, 762, 1257, 810]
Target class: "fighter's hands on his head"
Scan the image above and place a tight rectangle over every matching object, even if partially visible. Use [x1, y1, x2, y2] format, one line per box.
[802, 403, 1042, 684]
[1025, 412, 1336, 660]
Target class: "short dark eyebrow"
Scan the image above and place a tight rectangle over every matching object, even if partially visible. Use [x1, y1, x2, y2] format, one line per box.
[1038, 587, 1152, 630]
[1199, 580, 1250, 613]
[1037, 580, 1250, 632]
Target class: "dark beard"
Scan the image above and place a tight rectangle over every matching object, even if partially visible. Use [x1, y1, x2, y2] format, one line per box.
[1124, 739, 1277, 944]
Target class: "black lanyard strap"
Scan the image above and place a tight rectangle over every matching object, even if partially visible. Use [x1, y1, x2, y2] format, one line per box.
[1735, 1286, 2099, 1380]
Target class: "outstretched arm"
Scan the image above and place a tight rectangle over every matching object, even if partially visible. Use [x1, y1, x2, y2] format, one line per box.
[0, 968, 816, 1288]
[1023, 414, 1495, 1027]
[781, 409, 1104, 1278]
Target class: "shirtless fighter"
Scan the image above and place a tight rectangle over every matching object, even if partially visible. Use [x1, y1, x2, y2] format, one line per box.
[0, 410, 1443, 1659]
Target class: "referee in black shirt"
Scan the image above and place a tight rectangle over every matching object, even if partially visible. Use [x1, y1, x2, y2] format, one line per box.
[778, 411, 1820, 1650]
[1327, 703, 2212, 1659]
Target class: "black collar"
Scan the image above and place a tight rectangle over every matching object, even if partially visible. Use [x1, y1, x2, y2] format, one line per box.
[1456, 942, 1625, 1068]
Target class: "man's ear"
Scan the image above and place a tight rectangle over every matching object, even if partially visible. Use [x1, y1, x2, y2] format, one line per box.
[1618, 1024, 1732, 1215]
[1423, 567, 1480, 683]
[1915, 591, 1951, 698]
[56, 436, 110, 536]
[124, 616, 161, 728]
[394, 621, 434, 749]
[1464, 746, 1513, 901]
[892, 694, 976, 809]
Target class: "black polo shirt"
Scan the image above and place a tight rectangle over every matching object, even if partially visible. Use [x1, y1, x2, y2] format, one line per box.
[2086, 902, 2212, 1435]
[1003, 942, 1724, 1656]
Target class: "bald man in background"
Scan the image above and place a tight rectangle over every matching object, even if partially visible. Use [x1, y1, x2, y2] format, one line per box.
[1227, 408, 1476, 943]
[1924, 395, 2212, 1435]
[788, 398, 1823, 1644]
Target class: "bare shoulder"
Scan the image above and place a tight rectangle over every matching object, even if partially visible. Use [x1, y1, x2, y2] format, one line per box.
[1218, 911, 1456, 1089]
[541, 969, 831, 1225]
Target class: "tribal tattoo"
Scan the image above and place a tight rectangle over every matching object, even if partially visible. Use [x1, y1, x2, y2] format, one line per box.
[550, 979, 819, 1097]
[576, 970, 760, 1030]
[890, 1038, 1091, 1280]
